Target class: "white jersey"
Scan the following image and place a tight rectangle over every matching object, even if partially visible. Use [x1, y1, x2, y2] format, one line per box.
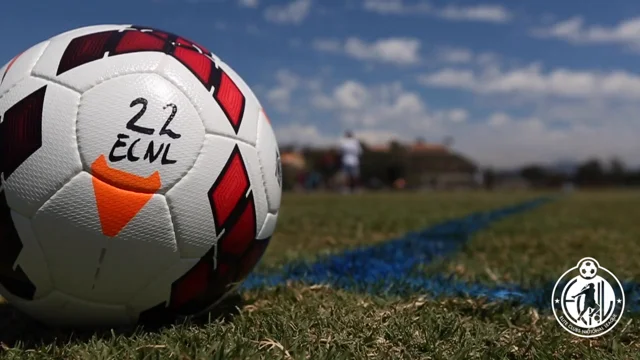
[339, 137, 362, 167]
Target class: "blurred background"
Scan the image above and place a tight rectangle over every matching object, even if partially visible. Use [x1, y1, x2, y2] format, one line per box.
[3, 0, 640, 193]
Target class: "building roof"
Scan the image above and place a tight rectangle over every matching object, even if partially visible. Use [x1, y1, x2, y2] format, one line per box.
[367, 144, 391, 152]
[281, 151, 306, 169]
[366, 140, 448, 154]
[408, 151, 477, 173]
[408, 143, 448, 153]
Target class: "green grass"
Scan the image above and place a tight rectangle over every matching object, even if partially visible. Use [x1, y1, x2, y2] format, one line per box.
[263, 191, 540, 267]
[426, 191, 640, 286]
[1, 190, 640, 359]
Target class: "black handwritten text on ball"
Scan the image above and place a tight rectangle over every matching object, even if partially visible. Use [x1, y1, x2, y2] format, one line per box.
[109, 97, 182, 165]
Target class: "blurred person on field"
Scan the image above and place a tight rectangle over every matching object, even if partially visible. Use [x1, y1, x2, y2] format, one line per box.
[339, 130, 362, 193]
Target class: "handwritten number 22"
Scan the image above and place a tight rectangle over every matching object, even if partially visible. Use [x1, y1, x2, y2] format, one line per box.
[126, 97, 181, 139]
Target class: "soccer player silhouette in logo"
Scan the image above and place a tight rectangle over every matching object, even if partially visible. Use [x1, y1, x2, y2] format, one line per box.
[573, 283, 600, 323]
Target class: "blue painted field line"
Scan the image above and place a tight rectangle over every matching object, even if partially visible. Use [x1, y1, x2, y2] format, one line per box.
[242, 197, 597, 307]
[244, 196, 552, 290]
[242, 195, 640, 312]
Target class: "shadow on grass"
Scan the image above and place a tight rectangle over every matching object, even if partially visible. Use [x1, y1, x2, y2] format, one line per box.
[0, 293, 245, 349]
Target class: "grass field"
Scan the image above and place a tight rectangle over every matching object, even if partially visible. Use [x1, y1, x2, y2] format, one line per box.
[1, 191, 639, 359]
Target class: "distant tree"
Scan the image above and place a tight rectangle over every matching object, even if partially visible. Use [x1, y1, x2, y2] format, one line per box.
[389, 140, 404, 154]
[520, 165, 548, 186]
[609, 158, 625, 173]
[574, 158, 605, 186]
[483, 168, 496, 190]
[608, 157, 626, 185]
[625, 170, 640, 186]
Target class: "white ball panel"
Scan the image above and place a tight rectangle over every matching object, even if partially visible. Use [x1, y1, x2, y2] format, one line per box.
[31, 171, 183, 305]
[12, 211, 53, 299]
[31, 172, 108, 300]
[237, 142, 269, 238]
[165, 134, 237, 258]
[1, 290, 131, 327]
[86, 194, 180, 305]
[77, 73, 205, 194]
[127, 258, 198, 316]
[257, 212, 279, 240]
[255, 110, 282, 213]
[0, 41, 49, 95]
[1, 79, 83, 217]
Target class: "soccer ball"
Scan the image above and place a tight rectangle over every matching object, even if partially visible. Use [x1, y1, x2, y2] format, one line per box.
[0, 25, 282, 327]
[578, 258, 598, 280]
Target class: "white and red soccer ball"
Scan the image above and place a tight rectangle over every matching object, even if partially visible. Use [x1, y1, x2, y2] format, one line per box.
[0, 25, 281, 327]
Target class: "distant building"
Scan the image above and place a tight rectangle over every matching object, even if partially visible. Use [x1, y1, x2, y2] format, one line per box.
[278, 150, 307, 191]
[365, 139, 479, 190]
[280, 151, 306, 170]
[408, 141, 478, 190]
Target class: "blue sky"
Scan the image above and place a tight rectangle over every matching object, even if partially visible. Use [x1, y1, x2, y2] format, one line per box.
[3, 0, 640, 168]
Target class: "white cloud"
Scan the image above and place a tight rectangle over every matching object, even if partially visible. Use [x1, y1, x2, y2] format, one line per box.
[312, 40, 501, 69]
[333, 81, 370, 109]
[265, 70, 301, 112]
[264, 69, 324, 113]
[487, 112, 511, 127]
[453, 112, 640, 168]
[264, 71, 640, 168]
[238, 0, 259, 8]
[310, 80, 452, 136]
[435, 47, 473, 63]
[274, 123, 337, 147]
[445, 108, 469, 123]
[362, 1, 512, 23]
[531, 16, 583, 42]
[345, 37, 421, 65]
[531, 16, 640, 49]
[437, 5, 511, 23]
[430, 47, 502, 67]
[420, 64, 640, 100]
[273, 123, 402, 148]
[421, 68, 477, 89]
[313, 37, 422, 65]
[362, 0, 430, 14]
[303, 79, 640, 167]
[264, 0, 312, 24]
